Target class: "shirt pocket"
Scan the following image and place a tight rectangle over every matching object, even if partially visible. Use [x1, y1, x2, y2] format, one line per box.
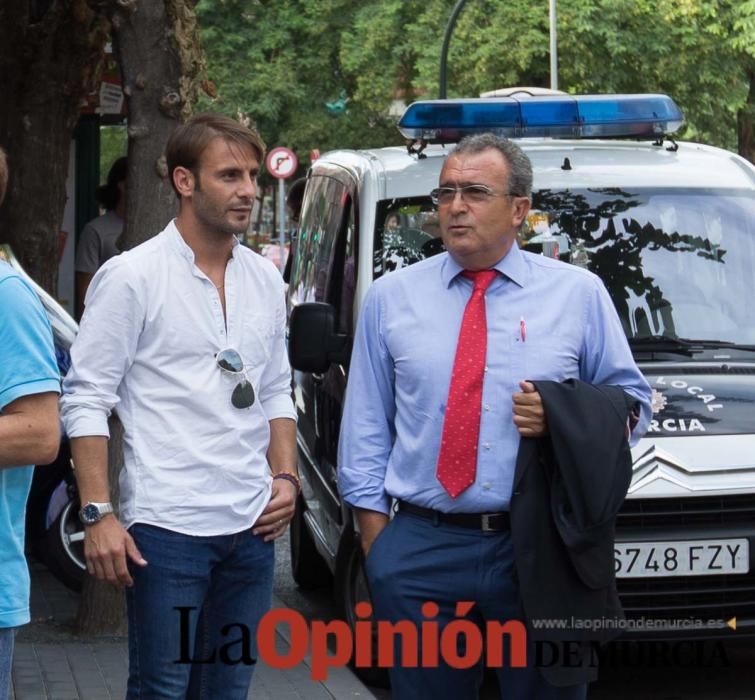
[510, 334, 580, 383]
[239, 313, 275, 372]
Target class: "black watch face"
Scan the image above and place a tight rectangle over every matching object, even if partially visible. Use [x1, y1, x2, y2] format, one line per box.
[81, 504, 100, 523]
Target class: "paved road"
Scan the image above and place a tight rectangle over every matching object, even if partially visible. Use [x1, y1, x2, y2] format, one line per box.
[12, 548, 375, 700]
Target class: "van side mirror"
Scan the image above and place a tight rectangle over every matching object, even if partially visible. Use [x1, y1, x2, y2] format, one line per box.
[288, 302, 351, 373]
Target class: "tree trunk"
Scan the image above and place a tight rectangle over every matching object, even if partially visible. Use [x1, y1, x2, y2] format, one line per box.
[109, 0, 207, 245]
[75, 0, 205, 634]
[0, 1, 109, 292]
[737, 66, 755, 165]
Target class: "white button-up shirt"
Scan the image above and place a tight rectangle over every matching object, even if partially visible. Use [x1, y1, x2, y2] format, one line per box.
[61, 221, 296, 536]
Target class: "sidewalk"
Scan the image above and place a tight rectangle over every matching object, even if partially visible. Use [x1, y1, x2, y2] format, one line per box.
[11, 561, 377, 700]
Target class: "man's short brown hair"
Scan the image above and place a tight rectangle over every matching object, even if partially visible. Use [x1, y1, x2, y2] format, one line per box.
[166, 113, 266, 196]
[0, 146, 8, 207]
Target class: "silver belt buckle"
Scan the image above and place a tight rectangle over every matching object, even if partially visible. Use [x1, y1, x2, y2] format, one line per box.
[481, 514, 495, 532]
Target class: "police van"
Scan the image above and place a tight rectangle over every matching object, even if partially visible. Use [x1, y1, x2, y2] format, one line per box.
[285, 93, 755, 656]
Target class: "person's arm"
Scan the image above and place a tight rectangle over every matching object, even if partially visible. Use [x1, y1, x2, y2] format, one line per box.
[0, 275, 61, 468]
[252, 275, 299, 541]
[255, 275, 298, 425]
[74, 222, 101, 320]
[61, 258, 147, 586]
[336, 283, 396, 554]
[580, 277, 653, 443]
[75, 271, 94, 320]
[252, 417, 298, 542]
[0, 393, 59, 468]
[355, 508, 390, 556]
[69, 435, 146, 586]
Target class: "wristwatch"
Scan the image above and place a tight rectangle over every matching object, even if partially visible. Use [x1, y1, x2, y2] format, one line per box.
[79, 501, 114, 525]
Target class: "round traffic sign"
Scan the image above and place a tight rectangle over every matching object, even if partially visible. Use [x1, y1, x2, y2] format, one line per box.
[266, 147, 298, 180]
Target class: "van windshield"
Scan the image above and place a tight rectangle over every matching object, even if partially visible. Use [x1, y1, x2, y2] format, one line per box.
[374, 188, 755, 346]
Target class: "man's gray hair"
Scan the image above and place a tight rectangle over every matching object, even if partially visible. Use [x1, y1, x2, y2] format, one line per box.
[450, 133, 533, 198]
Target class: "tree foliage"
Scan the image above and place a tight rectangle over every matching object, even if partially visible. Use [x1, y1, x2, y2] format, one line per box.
[196, 0, 397, 173]
[198, 0, 754, 161]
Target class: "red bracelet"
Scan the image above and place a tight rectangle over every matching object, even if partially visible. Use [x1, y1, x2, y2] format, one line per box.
[273, 472, 301, 495]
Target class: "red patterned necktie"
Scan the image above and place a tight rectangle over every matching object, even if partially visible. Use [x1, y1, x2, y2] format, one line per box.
[436, 269, 498, 498]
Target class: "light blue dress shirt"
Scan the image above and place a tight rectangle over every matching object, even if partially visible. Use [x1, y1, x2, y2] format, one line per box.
[337, 245, 652, 516]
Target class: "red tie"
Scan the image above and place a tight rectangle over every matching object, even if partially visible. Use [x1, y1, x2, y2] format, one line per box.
[436, 269, 498, 498]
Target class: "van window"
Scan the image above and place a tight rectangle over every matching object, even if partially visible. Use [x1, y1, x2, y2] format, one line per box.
[289, 176, 354, 306]
[372, 188, 755, 346]
[373, 198, 441, 277]
[527, 188, 755, 344]
[332, 202, 356, 335]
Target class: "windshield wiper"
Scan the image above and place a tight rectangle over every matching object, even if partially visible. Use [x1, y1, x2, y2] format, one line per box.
[629, 336, 755, 355]
[677, 339, 755, 352]
[628, 336, 702, 356]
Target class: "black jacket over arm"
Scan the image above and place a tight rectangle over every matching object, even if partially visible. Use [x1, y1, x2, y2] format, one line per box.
[510, 379, 638, 685]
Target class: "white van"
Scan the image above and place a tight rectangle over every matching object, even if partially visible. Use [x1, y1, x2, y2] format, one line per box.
[285, 94, 755, 664]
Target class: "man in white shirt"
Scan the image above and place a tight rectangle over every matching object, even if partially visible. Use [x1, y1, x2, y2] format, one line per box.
[61, 114, 298, 699]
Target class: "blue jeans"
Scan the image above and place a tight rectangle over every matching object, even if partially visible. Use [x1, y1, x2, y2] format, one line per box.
[0, 627, 15, 700]
[365, 512, 589, 700]
[126, 523, 274, 700]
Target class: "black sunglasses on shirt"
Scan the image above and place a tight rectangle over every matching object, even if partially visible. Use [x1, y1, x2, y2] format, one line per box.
[215, 348, 255, 409]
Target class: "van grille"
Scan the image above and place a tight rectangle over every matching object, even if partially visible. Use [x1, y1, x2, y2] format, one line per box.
[617, 575, 755, 628]
[618, 495, 755, 527]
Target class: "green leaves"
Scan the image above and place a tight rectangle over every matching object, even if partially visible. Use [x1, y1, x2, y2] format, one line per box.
[195, 0, 754, 162]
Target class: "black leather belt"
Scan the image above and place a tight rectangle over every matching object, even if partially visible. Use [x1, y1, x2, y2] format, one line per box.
[397, 500, 510, 532]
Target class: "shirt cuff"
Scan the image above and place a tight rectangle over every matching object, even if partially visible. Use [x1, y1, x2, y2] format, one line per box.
[0, 378, 60, 412]
[342, 491, 392, 516]
[260, 394, 297, 422]
[61, 406, 111, 439]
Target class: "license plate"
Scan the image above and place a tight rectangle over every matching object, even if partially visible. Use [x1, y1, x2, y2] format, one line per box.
[615, 539, 749, 578]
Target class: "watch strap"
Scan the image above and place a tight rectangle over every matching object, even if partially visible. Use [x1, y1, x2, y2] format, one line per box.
[79, 501, 114, 524]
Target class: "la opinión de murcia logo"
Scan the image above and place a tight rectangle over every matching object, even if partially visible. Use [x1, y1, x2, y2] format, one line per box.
[172, 604, 733, 680]
[174, 602, 526, 680]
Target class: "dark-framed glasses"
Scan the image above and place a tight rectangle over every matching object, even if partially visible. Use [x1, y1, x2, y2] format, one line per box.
[215, 348, 255, 409]
[430, 184, 517, 206]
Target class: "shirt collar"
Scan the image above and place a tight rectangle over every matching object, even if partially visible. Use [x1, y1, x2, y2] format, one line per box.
[166, 219, 241, 265]
[441, 242, 528, 289]
[166, 219, 195, 263]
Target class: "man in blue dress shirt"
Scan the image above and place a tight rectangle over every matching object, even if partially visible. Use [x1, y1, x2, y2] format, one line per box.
[337, 133, 652, 699]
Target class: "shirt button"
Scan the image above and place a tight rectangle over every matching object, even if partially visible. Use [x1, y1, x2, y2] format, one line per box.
[482, 483, 491, 490]
[483, 443, 491, 450]
[484, 404, 491, 411]
[484, 366, 489, 373]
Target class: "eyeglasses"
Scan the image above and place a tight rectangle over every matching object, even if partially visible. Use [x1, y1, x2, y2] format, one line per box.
[430, 184, 519, 206]
[216, 348, 255, 409]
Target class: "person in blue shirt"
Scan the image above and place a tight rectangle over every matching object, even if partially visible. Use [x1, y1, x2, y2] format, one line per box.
[0, 146, 61, 697]
[337, 134, 652, 699]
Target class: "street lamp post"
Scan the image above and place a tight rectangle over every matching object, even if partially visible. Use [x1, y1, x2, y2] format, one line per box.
[438, 0, 469, 99]
[549, 0, 558, 90]
[439, 0, 559, 98]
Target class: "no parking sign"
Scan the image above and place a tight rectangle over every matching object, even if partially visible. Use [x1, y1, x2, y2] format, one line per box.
[265, 147, 299, 265]
[266, 147, 298, 180]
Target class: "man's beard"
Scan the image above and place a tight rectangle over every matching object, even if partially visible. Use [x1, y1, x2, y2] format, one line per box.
[193, 192, 250, 238]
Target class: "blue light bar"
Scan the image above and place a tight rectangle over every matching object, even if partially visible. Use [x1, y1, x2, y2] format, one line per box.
[398, 94, 684, 141]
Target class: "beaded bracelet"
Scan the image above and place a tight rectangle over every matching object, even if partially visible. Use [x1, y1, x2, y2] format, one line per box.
[273, 472, 301, 495]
